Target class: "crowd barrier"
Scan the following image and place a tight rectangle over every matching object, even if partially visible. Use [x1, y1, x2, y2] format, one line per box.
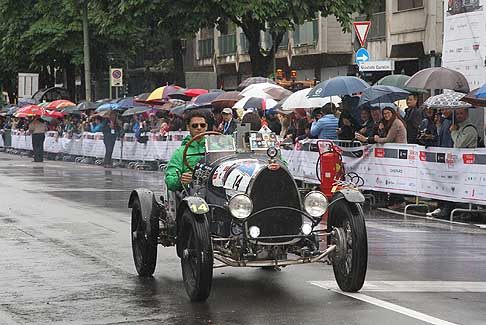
[8, 130, 188, 162]
[3, 130, 486, 205]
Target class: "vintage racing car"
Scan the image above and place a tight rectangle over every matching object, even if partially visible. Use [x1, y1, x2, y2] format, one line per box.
[128, 130, 368, 301]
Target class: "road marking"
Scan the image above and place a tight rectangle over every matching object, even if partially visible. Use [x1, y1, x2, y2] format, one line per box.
[310, 281, 458, 325]
[310, 281, 486, 292]
[366, 221, 430, 233]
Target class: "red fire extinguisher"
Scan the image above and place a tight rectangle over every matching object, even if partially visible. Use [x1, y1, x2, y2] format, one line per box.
[316, 140, 345, 200]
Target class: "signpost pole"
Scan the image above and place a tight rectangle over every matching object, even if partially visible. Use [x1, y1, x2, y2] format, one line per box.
[109, 65, 112, 99]
[82, 0, 92, 102]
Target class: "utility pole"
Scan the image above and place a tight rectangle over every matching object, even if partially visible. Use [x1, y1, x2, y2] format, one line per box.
[82, 0, 92, 101]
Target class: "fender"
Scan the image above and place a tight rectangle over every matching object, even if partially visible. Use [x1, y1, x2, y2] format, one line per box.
[181, 196, 209, 215]
[176, 196, 209, 258]
[128, 188, 161, 234]
[337, 188, 365, 203]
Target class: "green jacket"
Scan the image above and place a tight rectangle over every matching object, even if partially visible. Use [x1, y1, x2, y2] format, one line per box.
[165, 135, 206, 191]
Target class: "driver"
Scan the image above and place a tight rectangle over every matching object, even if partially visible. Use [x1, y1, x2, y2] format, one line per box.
[165, 111, 208, 192]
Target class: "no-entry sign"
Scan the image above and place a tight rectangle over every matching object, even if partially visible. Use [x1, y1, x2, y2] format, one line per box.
[110, 68, 123, 87]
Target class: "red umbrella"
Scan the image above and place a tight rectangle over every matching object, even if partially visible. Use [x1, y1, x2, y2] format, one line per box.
[184, 88, 208, 97]
[46, 99, 76, 110]
[45, 110, 65, 118]
[14, 105, 46, 117]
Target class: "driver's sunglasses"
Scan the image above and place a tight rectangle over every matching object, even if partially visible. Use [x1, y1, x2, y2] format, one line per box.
[191, 123, 207, 129]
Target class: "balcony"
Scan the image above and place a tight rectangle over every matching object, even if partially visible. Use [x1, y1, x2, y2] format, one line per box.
[219, 34, 237, 56]
[356, 12, 386, 41]
[198, 38, 214, 59]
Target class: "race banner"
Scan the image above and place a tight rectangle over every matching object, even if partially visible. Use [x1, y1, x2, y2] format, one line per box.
[442, 0, 486, 90]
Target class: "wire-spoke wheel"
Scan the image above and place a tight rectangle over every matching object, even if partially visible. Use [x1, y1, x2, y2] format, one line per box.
[131, 197, 158, 276]
[179, 209, 213, 301]
[328, 193, 367, 292]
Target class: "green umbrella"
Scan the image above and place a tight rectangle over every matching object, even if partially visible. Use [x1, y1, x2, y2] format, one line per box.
[375, 74, 427, 94]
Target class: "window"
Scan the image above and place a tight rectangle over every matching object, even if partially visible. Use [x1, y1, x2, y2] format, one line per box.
[397, 0, 423, 11]
[198, 38, 214, 59]
[263, 31, 289, 50]
[240, 33, 249, 53]
[294, 20, 318, 46]
[219, 34, 236, 55]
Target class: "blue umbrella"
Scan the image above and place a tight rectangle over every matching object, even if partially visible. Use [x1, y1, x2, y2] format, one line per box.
[358, 85, 410, 107]
[461, 84, 486, 106]
[308, 76, 369, 98]
[96, 102, 122, 112]
[116, 97, 135, 109]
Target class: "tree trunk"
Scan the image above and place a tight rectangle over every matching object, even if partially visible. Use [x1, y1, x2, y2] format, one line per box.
[171, 38, 185, 87]
[241, 23, 284, 77]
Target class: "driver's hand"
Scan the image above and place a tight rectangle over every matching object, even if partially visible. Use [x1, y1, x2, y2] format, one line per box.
[180, 172, 193, 185]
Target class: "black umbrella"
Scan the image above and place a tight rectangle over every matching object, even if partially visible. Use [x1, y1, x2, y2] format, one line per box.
[308, 76, 369, 98]
[76, 101, 103, 111]
[358, 85, 410, 107]
[193, 92, 223, 106]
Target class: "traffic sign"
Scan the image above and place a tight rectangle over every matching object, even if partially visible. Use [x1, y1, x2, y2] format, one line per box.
[353, 21, 371, 47]
[355, 48, 370, 66]
[359, 60, 395, 71]
[110, 68, 123, 87]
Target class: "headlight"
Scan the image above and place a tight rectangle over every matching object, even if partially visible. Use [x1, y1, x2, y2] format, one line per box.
[303, 191, 329, 217]
[301, 223, 313, 235]
[228, 194, 253, 219]
[249, 226, 260, 238]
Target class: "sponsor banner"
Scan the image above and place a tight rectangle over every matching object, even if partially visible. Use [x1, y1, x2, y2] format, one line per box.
[442, 0, 486, 89]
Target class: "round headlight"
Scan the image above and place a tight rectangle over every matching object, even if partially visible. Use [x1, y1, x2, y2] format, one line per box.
[249, 226, 260, 238]
[228, 194, 253, 219]
[303, 191, 329, 217]
[301, 223, 313, 235]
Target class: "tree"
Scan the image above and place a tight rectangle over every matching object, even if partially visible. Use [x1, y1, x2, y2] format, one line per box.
[213, 0, 372, 76]
[117, 0, 371, 77]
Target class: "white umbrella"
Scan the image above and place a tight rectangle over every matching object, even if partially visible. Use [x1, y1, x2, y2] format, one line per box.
[233, 96, 278, 110]
[281, 88, 341, 111]
[239, 83, 283, 98]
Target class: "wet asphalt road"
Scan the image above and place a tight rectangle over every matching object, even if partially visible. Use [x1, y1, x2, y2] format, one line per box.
[0, 152, 485, 325]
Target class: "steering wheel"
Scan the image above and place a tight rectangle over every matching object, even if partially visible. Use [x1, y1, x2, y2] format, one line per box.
[182, 131, 223, 172]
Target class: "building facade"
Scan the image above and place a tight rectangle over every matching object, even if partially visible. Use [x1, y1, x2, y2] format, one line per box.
[184, 0, 443, 89]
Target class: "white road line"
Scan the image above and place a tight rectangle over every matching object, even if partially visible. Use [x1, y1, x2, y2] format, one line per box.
[366, 221, 430, 233]
[311, 280, 486, 292]
[310, 281, 458, 325]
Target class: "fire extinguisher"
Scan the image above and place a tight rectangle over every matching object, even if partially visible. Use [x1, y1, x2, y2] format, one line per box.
[315, 140, 345, 200]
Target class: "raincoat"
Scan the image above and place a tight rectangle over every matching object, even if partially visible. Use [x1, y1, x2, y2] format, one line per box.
[165, 135, 206, 191]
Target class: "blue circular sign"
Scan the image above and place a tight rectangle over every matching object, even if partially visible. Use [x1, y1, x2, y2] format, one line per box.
[356, 48, 370, 65]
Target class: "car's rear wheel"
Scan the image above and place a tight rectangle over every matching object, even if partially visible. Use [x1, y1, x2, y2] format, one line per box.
[179, 209, 213, 301]
[131, 196, 158, 276]
[328, 193, 367, 292]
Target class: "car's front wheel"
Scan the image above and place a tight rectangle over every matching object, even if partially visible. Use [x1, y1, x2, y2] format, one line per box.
[328, 193, 368, 292]
[179, 209, 213, 301]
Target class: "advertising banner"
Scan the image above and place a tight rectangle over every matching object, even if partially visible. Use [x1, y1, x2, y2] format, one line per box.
[442, 0, 486, 90]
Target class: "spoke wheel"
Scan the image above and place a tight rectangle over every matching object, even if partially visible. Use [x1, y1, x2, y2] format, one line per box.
[179, 209, 213, 301]
[131, 197, 158, 276]
[328, 193, 368, 292]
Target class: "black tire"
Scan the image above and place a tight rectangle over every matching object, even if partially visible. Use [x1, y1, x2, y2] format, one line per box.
[131, 197, 158, 276]
[328, 193, 368, 292]
[179, 209, 213, 301]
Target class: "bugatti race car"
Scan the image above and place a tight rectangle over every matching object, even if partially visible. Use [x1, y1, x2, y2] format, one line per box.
[128, 131, 368, 301]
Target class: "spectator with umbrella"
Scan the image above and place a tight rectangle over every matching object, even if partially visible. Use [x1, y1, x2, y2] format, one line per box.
[29, 115, 47, 162]
[403, 94, 423, 144]
[310, 103, 339, 140]
[101, 111, 122, 168]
